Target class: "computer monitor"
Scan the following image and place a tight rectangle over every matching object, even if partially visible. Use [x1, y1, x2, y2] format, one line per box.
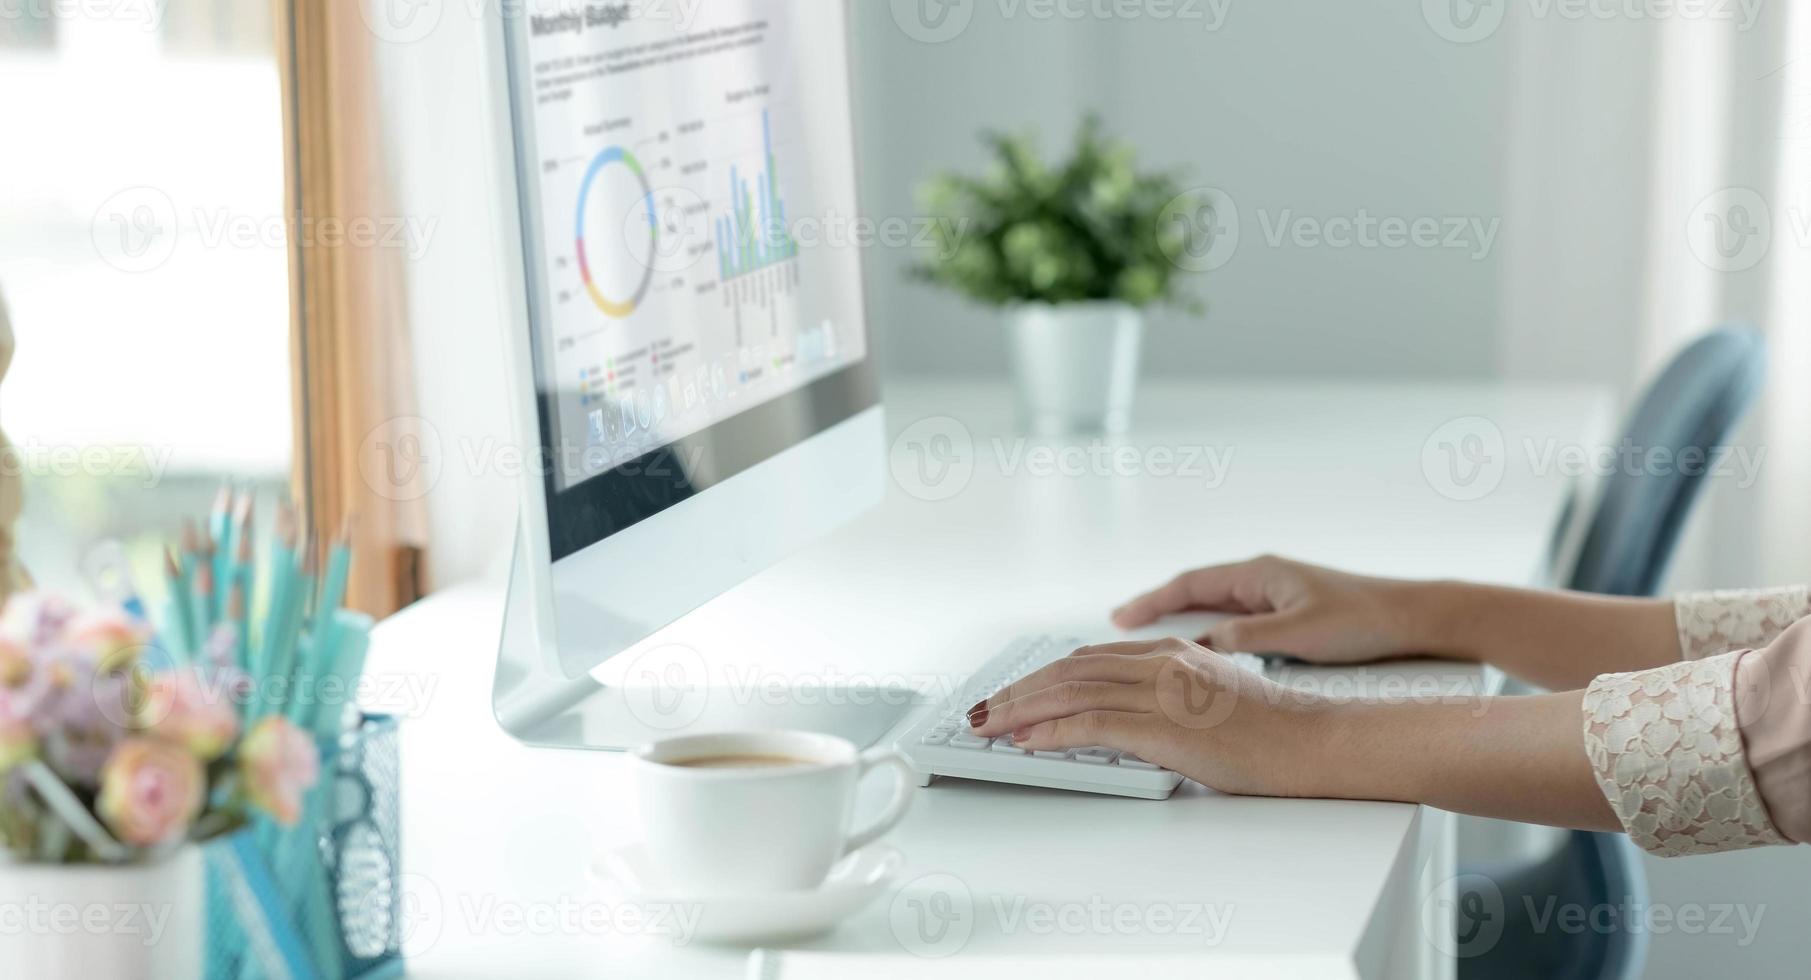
[482, 0, 889, 748]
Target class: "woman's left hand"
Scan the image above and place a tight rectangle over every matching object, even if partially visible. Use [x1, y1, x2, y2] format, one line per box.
[965, 638, 1329, 798]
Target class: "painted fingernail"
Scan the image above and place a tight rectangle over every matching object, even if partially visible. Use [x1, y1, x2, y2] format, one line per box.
[967, 704, 989, 728]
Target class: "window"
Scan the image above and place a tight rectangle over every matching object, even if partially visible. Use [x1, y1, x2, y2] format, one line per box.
[0, 1, 292, 593]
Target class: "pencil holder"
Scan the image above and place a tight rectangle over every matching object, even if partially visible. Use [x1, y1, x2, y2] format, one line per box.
[327, 715, 404, 979]
[202, 714, 403, 980]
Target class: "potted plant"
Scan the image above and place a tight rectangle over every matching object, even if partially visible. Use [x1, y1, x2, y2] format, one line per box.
[0, 593, 321, 978]
[914, 117, 1208, 435]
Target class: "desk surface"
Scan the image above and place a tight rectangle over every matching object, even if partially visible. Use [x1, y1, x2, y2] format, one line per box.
[373, 380, 1610, 979]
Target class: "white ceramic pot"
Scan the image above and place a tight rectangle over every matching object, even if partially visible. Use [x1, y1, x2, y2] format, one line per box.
[1004, 301, 1145, 436]
[0, 846, 204, 979]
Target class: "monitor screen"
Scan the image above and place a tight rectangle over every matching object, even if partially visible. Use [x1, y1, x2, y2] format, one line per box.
[503, 0, 876, 561]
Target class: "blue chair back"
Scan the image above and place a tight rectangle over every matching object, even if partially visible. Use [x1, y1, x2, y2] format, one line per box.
[1563, 326, 1767, 596]
[1464, 326, 1765, 980]
[1460, 831, 1650, 980]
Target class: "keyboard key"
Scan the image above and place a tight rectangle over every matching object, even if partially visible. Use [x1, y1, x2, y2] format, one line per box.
[1117, 754, 1160, 770]
[1072, 747, 1119, 765]
[990, 740, 1026, 755]
[1031, 750, 1069, 760]
[920, 731, 951, 746]
[948, 734, 991, 749]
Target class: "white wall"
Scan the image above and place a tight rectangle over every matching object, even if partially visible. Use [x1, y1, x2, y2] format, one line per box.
[854, 1, 1507, 379]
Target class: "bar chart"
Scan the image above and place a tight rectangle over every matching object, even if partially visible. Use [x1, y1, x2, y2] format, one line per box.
[714, 110, 799, 283]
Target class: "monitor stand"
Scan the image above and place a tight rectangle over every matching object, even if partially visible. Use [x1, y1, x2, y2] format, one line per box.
[491, 525, 924, 751]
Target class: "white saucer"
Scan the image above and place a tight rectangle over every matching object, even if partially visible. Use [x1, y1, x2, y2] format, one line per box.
[588, 843, 903, 945]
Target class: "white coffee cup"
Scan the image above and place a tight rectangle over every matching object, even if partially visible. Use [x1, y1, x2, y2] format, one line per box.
[629, 730, 918, 895]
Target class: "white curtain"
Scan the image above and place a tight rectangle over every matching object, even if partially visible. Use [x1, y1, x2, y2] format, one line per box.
[1496, 10, 1811, 978]
[1499, 3, 1809, 592]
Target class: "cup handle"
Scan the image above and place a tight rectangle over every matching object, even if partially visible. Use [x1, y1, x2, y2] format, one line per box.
[843, 747, 918, 856]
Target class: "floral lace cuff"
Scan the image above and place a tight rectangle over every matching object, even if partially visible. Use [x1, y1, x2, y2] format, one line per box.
[1674, 587, 1811, 661]
[1582, 653, 1788, 857]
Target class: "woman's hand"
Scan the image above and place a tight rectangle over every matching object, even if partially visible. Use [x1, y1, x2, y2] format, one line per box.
[964, 637, 1622, 831]
[965, 638, 1330, 798]
[1111, 556, 1433, 666]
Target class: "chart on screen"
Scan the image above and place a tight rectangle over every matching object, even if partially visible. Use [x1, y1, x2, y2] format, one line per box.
[511, 1, 866, 490]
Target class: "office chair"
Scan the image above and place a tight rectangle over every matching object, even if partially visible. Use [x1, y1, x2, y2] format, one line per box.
[1458, 326, 1767, 980]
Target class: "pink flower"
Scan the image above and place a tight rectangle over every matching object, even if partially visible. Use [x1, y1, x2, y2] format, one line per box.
[140, 671, 239, 761]
[0, 592, 75, 650]
[96, 738, 205, 847]
[240, 717, 319, 826]
[64, 609, 150, 674]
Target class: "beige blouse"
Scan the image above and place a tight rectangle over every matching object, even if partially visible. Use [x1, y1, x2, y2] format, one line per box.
[1582, 587, 1811, 856]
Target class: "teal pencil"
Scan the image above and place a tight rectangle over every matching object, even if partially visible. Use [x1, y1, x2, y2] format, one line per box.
[208, 483, 232, 623]
[161, 548, 193, 663]
[252, 506, 299, 721]
[270, 545, 315, 717]
[311, 528, 354, 682]
[313, 611, 373, 738]
[262, 508, 311, 720]
[179, 522, 207, 648]
[231, 497, 254, 671]
[193, 546, 215, 644]
[227, 582, 246, 677]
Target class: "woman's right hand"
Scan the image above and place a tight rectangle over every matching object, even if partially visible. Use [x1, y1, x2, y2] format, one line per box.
[1111, 556, 1441, 666]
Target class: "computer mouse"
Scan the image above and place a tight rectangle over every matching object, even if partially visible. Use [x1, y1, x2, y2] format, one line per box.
[1114, 611, 1232, 644]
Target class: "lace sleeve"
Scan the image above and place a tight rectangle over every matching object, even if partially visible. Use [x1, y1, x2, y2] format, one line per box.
[1674, 587, 1811, 660]
[1581, 652, 1789, 856]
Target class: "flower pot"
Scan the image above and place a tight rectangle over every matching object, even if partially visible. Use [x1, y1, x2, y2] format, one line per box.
[1004, 302, 1144, 436]
[0, 846, 204, 979]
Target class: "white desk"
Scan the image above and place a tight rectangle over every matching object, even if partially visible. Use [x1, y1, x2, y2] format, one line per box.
[371, 381, 1609, 979]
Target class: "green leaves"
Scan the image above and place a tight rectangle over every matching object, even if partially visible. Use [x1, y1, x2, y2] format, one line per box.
[912, 116, 1208, 312]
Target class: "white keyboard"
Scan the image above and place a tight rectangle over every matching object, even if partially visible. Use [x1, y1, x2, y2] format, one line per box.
[898, 634, 1270, 800]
